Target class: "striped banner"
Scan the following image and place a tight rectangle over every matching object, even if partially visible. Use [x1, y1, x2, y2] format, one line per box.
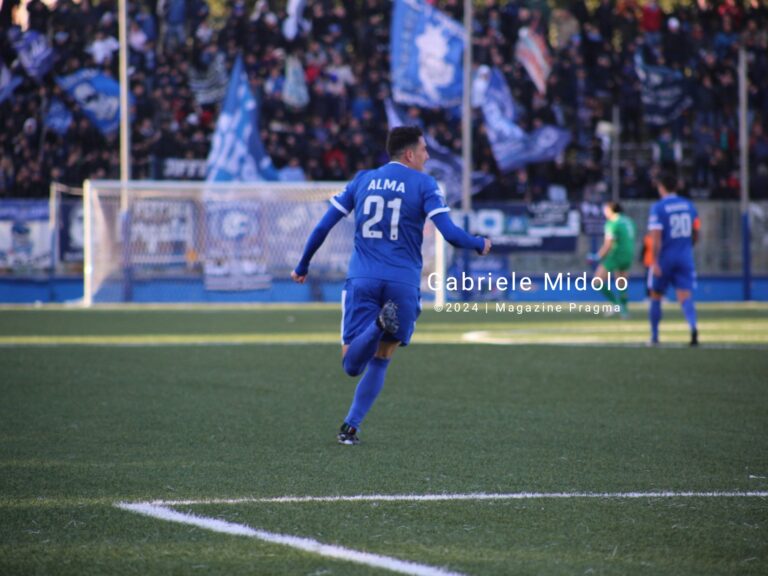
[514, 27, 551, 95]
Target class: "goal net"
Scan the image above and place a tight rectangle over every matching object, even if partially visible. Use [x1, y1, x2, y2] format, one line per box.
[83, 180, 444, 305]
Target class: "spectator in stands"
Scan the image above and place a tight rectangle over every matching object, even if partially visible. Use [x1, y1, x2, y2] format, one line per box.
[26, 0, 51, 33]
[662, 17, 690, 70]
[86, 29, 120, 67]
[640, 0, 663, 45]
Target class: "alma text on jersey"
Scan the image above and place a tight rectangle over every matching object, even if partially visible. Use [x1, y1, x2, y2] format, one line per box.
[367, 178, 406, 193]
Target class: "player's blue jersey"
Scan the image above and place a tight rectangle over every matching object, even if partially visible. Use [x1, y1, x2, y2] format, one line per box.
[330, 161, 449, 287]
[648, 195, 699, 264]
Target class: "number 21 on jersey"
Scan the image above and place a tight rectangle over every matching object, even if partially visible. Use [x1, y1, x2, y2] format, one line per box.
[362, 195, 402, 241]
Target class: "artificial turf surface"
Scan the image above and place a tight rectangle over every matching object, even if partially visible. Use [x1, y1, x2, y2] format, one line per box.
[1, 304, 766, 575]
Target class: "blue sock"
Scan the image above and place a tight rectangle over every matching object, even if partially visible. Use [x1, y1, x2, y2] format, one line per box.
[342, 321, 383, 377]
[649, 299, 662, 342]
[345, 357, 391, 430]
[681, 298, 697, 331]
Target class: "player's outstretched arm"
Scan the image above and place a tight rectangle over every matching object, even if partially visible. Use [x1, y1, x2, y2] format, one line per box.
[292, 205, 345, 283]
[431, 212, 491, 255]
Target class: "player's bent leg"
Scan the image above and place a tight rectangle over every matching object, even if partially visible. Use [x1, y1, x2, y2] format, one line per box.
[381, 282, 421, 347]
[341, 282, 398, 377]
[374, 340, 400, 359]
[342, 321, 384, 377]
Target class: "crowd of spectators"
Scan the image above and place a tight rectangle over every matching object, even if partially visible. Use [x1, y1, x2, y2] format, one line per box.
[1, 0, 767, 201]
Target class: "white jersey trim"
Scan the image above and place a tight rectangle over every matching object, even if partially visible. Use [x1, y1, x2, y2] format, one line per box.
[330, 197, 350, 216]
[426, 207, 450, 220]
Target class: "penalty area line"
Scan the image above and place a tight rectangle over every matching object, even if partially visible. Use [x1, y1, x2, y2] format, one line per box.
[116, 502, 465, 576]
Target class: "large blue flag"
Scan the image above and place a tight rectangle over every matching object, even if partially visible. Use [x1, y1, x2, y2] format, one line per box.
[385, 100, 493, 205]
[487, 124, 572, 174]
[635, 53, 692, 126]
[477, 66, 527, 172]
[477, 66, 570, 173]
[206, 56, 277, 182]
[13, 30, 53, 81]
[56, 69, 126, 135]
[0, 64, 23, 104]
[522, 125, 573, 166]
[391, 0, 464, 109]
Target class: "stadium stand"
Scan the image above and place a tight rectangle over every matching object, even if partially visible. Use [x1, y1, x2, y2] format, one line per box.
[0, 0, 767, 201]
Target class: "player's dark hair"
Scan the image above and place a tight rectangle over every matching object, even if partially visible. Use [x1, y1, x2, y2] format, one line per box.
[387, 126, 423, 159]
[606, 201, 623, 213]
[658, 172, 677, 193]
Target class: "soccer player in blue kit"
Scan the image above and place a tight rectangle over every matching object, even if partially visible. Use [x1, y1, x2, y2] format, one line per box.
[292, 126, 492, 444]
[647, 173, 701, 346]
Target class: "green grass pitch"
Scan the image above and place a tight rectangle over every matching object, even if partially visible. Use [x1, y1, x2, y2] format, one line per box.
[1, 303, 767, 575]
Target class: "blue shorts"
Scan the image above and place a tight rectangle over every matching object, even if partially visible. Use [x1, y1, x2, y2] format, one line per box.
[341, 278, 421, 346]
[648, 257, 696, 293]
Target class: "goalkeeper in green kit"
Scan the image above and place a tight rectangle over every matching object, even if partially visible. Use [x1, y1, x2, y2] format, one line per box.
[592, 201, 636, 317]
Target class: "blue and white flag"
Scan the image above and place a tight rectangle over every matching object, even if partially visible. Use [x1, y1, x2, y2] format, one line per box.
[45, 98, 73, 135]
[489, 124, 572, 174]
[634, 53, 692, 126]
[472, 65, 518, 122]
[522, 125, 573, 165]
[385, 100, 493, 205]
[206, 56, 277, 182]
[0, 64, 23, 104]
[13, 30, 53, 82]
[477, 66, 570, 173]
[282, 0, 309, 41]
[283, 55, 309, 109]
[56, 69, 125, 135]
[188, 51, 228, 106]
[391, 0, 464, 109]
[477, 66, 527, 172]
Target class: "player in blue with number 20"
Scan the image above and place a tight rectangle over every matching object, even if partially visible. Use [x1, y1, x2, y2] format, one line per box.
[292, 126, 492, 445]
[647, 173, 701, 346]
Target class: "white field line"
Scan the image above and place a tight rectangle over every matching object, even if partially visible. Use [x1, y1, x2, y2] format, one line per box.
[134, 490, 768, 507]
[116, 502, 465, 576]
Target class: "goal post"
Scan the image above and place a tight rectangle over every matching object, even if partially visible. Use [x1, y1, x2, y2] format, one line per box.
[82, 180, 445, 306]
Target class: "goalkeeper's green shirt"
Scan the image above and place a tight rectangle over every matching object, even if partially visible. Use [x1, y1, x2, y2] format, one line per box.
[604, 214, 636, 268]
